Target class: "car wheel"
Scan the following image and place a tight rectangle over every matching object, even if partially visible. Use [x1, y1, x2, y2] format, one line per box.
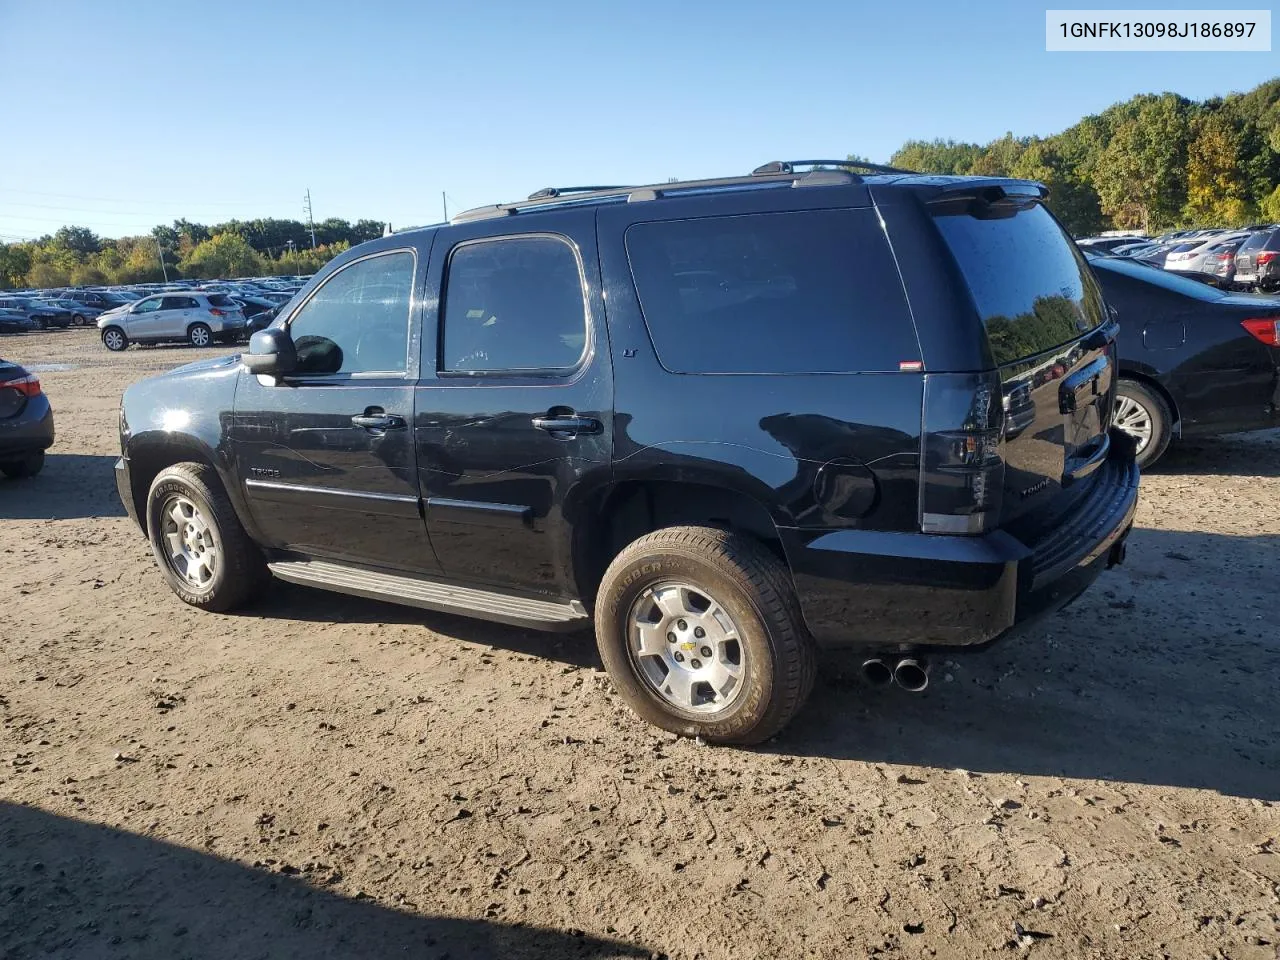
[188, 323, 213, 347]
[145, 462, 267, 612]
[73, 313, 87, 327]
[102, 327, 128, 351]
[1114, 379, 1172, 468]
[0, 451, 45, 479]
[594, 525, 817, 745]
[32, 317, 46, 331]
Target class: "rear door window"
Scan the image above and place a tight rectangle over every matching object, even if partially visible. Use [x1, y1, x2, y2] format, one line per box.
[932, 200, 1104, 368]
[624, 209, 918, 374]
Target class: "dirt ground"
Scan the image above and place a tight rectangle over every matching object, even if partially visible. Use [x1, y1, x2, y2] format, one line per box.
[1, 328, 1277, 960]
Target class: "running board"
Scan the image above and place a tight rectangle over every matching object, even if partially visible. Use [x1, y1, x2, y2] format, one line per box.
[267, 558, 589, 632]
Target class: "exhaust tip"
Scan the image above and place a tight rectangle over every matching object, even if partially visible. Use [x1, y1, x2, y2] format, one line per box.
[861, 658, 893, 687]
[894, 658, 929, 693]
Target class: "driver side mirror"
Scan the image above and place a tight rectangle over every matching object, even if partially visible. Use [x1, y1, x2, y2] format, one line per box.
[242, 327, 297, 376]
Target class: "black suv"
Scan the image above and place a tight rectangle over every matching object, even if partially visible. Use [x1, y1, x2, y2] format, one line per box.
[114, 162, 1139, 744]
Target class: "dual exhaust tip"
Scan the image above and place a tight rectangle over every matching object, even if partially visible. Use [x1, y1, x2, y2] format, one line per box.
[862, 657, 929, 692]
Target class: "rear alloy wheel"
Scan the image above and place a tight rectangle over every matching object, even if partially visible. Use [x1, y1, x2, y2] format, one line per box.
[594, 525, 817, 745]
[72, 313, 87, 327]
[188, 323, 213, 348]
[102, 327, 128, 351]
[1114, 379, 1172, 468]
[1, 451, 44, 479]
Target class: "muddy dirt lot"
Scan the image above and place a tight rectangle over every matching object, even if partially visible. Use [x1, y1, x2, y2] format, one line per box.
[2, 328, 1278, 960]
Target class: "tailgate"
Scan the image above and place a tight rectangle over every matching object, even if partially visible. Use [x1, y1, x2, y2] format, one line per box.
[931, 198, 1114, 531]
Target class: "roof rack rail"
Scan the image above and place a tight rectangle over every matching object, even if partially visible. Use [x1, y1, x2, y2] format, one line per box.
[752, 159, 918, 177]
[527, 185, 630, 201]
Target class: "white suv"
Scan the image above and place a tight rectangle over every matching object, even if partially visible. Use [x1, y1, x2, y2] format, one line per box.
[98, 293, 247, 351]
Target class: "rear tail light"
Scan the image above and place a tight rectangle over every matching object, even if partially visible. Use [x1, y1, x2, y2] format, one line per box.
[0, 373, 40, 419]
[208, 308, 226, 317]
[1257, 252, 1277, 266]
[919, 372, 1005, 535]
[0, 373, 41, 397]
[1241, 318, 1280, 347]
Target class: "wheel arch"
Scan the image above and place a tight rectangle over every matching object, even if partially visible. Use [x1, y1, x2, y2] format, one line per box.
[124, 434, 254, 538]
[571, 478, 789, 605]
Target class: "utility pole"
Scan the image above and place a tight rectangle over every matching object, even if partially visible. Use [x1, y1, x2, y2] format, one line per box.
[155, 239, 168, 282]
[303, 189, 317, 249]
[442, 191, 448, 222]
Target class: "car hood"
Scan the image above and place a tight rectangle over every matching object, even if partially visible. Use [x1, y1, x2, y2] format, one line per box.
[163, 354, 244, 377]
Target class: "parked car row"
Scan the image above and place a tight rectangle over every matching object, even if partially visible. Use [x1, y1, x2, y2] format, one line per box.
[1079, 224, 1280, 291]
[0, 275, 310, 344]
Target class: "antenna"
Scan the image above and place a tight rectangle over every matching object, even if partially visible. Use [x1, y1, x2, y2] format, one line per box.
[442, 192, 448, 222]
[303, 189, 317, 249]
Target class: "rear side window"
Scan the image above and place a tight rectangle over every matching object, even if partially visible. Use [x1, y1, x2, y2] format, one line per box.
[440, 236, 588, 373]
[625, 209, 919, 374]
[932, 200, 1104, 368]
[206, 294, 236, 307]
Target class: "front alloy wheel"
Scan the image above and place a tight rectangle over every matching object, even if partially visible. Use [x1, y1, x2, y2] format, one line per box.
[158, 493, 218, 590]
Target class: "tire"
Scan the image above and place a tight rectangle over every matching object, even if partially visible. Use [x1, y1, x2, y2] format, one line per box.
[1, 451, 44, 479]
[32, 317, 46, 331]
[145, 462, 267, 612]
[102, 327, 128, 351]
[594, 525, 817, 745]
[1115, 378, 1172, 468]
[188, 323, 213, 348]
[72, 313, 87, 327]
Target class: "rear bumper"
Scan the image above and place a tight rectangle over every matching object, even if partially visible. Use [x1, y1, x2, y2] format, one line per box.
[780, 431, 1140, 649]
[0, 394, 55, 458]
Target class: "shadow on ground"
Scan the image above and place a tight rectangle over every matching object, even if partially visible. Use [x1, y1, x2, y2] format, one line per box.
[0, 454, 125, 520]
[0, 803, 649, 960]
[1151, 427, 1280, 477]
[782, 524, 1280, 800]
[250, 582, 604, 670]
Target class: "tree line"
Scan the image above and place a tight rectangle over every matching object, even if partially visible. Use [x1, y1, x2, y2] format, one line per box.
[884, 78, 1280, 236]
[0, 217, 388, 290]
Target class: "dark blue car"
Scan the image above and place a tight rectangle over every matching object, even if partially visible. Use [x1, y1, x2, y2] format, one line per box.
[0, 359, 54, 478]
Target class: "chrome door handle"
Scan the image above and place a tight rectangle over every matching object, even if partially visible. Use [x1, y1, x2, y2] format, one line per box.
[351, 414, 405, 431]
[531, 415, 602, 438]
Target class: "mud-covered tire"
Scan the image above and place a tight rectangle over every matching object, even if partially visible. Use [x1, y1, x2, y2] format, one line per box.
[145, 462, 267, 612]
[1116, 378, 1173, 468]
[594, 525, 817, 745]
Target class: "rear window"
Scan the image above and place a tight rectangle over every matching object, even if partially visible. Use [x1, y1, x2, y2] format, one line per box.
[932, 200, 1105, 368]
[1087, 254, 1228, 302]
[1237, 232, 1270, 252]
[206, 294, 236, 308]
[624, 209, 919, 374]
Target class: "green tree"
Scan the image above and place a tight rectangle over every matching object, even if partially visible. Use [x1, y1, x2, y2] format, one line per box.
[889, 139, 984, 174]
[0, 244, 32, 289]
[1183, 111, 1251, 224]
[178, 232, 262, 279]
[52, 225, 102, 256]
[1092, 95, 1193, 231]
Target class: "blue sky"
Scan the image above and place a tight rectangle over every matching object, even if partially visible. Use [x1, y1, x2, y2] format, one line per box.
[0, 0, 1275, 241]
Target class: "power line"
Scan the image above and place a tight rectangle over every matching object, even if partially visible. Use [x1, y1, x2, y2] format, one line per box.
[0, 186, 280, 207]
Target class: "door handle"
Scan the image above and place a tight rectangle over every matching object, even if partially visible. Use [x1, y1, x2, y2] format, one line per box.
[531, 414, 602, 438]
[351, 413, 405, 431]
